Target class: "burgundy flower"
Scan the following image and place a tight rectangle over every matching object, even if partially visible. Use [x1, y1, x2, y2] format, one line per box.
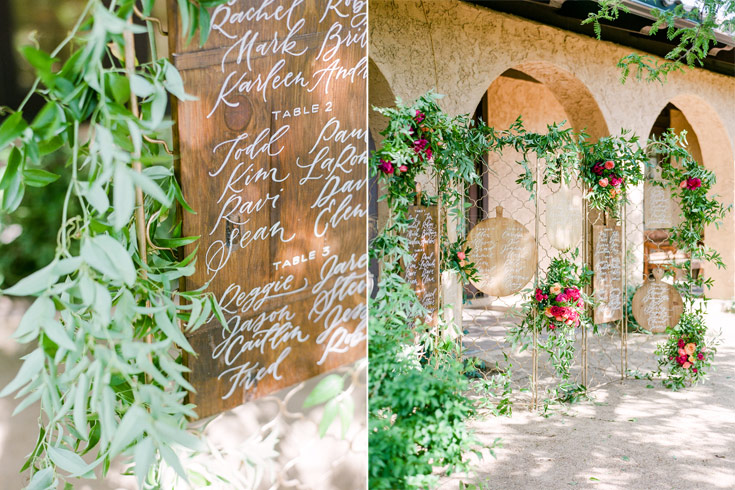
[686, 177, 702, 190]
[692, 368, 698, 373]
[677, 338, 686, 348]
[378, 159, 394, 175]
[535, 288, 546, 302]
[592, 162, 604, 175]
[697, 352, 704, 360]
[610, 176, 622, 187]
[425, 147, 433, 160]
[414, 110, 425, 123]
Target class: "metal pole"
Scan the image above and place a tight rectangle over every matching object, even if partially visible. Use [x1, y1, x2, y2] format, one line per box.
[532, 156, 540, 411]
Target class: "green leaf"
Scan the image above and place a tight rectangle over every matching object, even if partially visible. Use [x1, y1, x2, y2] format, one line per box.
[113, 164, 135, 230]
[21, 46, 58, 90]
[198, 6, 211, 47]
[47, 446, 93, 477]
[109, 405, 146, 457]
[0, 146, 23, 190]
[338, 396, 354, 438]
[159, 444, 188, 482]
[14, 296, 55, 342]
[0, 111, 28, 150]
[318, 398, 339, 437]
[154, 311, 194, 353]
[109, 74, 131, 106]
[26, 467, 55, 490]
[84, 182, 110, 214]
[23, 168, 60, 187]
[303, 374, 344, 408]
[3, 261, 59, 296]
[2, 180, 25, 212]
[42, 320, 76, 352]
[134, 437, 155, 488]
[74, 373, 90, 440]
[163, 60, 196, 101]
[130, 74, 155, 98]
[129, 170, 171, 206]
[93, 234, 136, 286]
[0, 348, 44, 397]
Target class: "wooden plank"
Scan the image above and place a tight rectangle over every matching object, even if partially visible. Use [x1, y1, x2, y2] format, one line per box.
[592, 224, 623, 324]
[405, 206, 440, 324]
[467, 206, 536, 298]
[168, 0, 368, 417]
[632, 268, 683, 333]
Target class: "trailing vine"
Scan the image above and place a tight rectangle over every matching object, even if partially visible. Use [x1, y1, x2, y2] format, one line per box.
[645, 129, 730, 386]
[369, 93, 494, 489]
[0, 1, 243, 488]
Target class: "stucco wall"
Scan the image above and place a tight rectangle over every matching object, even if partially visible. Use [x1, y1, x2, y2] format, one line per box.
[369, 0, 735, 299]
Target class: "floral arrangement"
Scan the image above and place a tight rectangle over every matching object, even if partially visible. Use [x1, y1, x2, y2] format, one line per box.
[535, 283, 584, 330]
[524, 251, 593, 332]
[655, 312, 717, 390]
[579, 133, 646, 217]
[444, 237, 479, 284]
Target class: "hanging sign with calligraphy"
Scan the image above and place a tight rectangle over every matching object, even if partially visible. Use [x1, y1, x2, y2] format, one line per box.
[632, 268, 683, 333]
[644, 165, 683, 229]
[169, 0, 368, 417]
[592, 224, 623, 324]
[405, 206, 440, 324]
[467, 206, 536, 298]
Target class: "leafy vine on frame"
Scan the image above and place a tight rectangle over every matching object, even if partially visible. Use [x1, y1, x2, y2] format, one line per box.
[369, 92, 497, 490]
[0, 1, 261, 489]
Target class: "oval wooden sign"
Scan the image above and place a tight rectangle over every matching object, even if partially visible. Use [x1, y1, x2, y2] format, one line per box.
[632, 269, 683, 333]
[467, 206, 536, 297]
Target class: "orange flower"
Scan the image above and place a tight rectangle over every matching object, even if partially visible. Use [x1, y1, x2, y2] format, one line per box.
[688, 356, 695, 363]
[550, 283, 562, 295]
[685, 343, 696, 355]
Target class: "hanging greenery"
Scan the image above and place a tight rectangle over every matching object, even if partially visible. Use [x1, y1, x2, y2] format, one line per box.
[369, 92, 497, 489]
[645, 129, 730, 387]
[0, 1, 242, 488]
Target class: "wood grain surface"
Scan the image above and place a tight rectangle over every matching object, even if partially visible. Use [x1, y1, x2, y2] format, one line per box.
[632, 268, 683, 333]
[467, 206, 536, 298]
[169, 0, 367, 417]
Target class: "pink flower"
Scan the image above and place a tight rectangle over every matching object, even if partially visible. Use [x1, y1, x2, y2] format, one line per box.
[669, 356, 674, 360]
[678, 348, 687, 356]
[457, 251, 466, 261]
[692, 368, 698, 373]
[599, 178, 609, 187]
[697, 352, 704, 360]
[604, 160, 615, 169]
[535, 288, 546, 302]
[682, 362, 691, 369]
[610, 176, 622, 187]
[686, 177, 702, 190]
[680, 180, 688, 189]
[415, 110, 425, 123]
[565, 288, 580, 300]
[399, 165, 408, 173]
[425, 147, 433, 160]
[378, 159, 394, 175]
[556, 293, 569, 303]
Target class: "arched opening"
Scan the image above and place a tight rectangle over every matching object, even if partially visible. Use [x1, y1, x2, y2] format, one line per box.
[638, 97, 735, 299]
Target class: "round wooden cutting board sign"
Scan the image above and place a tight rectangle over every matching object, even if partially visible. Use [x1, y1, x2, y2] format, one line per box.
[632, 269, 684, 333]
[467, 206, 536, 297]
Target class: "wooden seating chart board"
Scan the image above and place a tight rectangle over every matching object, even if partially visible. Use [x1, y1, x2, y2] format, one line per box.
[632, 268, 683, 333]
[466, 206, 536, 297]
[405, 206, 440, 324]
[169, 1, 368, 417]
[592, 225, 623, 324]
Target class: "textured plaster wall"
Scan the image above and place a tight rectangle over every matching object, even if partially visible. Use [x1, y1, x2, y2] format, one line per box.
[370, 0, 735, 299]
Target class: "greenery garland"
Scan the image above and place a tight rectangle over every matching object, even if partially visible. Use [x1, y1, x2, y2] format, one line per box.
[0, 1, 238, 488]
[369, 93, 494, 489]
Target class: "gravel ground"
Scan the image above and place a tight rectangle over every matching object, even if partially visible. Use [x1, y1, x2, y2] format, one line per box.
[439, 301, 735, 490]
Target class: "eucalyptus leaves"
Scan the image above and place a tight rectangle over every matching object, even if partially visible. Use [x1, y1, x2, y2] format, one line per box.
[0, 0, 231, 488]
